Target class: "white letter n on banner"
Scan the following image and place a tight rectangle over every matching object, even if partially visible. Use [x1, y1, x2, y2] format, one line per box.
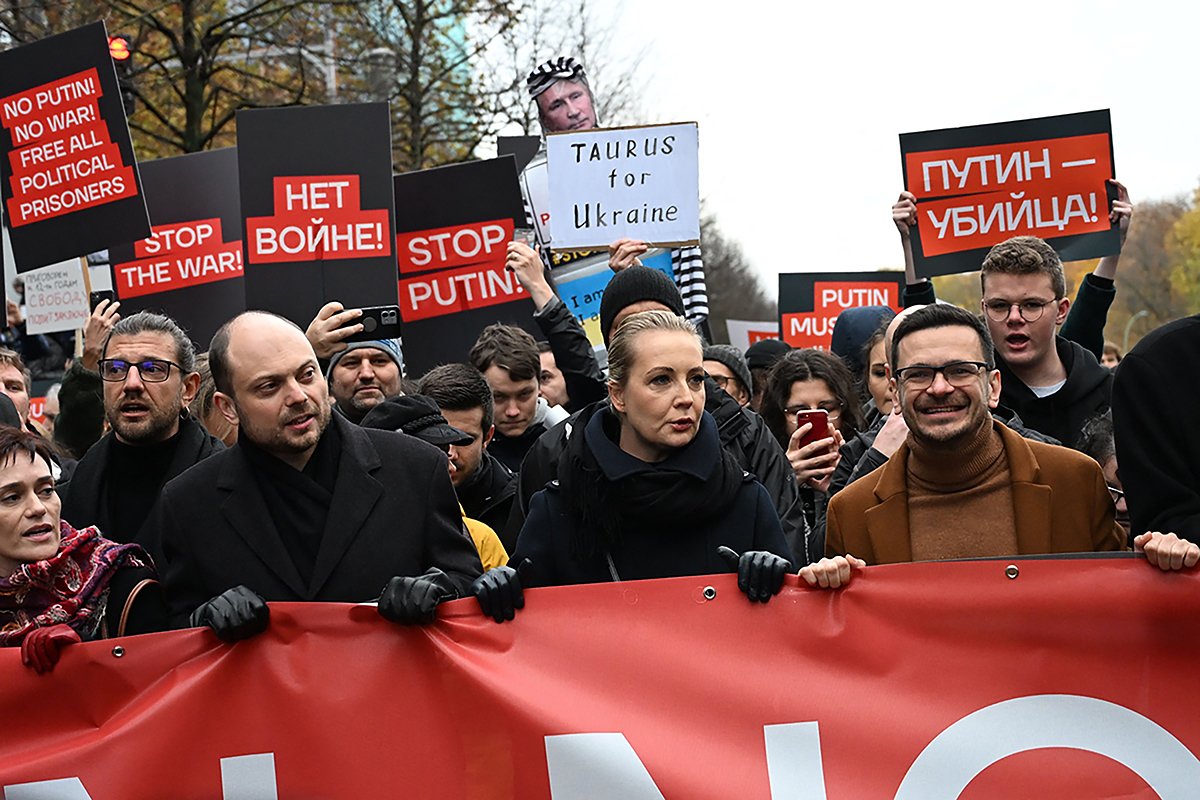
[545, 733, 666, 799]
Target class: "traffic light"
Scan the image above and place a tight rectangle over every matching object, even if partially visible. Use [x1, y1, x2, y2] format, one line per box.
[108, 34, 135, 115]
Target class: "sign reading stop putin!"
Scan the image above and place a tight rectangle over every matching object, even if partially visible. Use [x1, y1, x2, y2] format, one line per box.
[392, 156, 531, 376]
[0, 21, 149, 272]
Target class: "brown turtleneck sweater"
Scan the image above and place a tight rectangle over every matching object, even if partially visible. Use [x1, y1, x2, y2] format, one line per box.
[906, 421, 1017, 561]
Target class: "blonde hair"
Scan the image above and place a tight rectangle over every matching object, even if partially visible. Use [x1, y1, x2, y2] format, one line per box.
[606, 310, 700, 386]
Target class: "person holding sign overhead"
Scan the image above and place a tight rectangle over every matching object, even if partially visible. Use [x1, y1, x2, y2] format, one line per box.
[521, 56, 709, 335]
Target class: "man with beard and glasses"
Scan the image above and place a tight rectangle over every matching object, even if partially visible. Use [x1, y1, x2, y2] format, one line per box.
[60, 312, 222, 544]
[145, 311, 482, 640]
[822, 304, 1196, 582]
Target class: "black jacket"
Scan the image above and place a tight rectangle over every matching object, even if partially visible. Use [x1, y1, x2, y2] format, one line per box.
[506, 379, 809, 563]
[457, 451, 518, 551]
[146, 415, 484, 627]
[512, 410, 790, 587]
[997, 337, 1112, 448]
[533, 296, 607, 412]
[489, 420, 547, 474]
[60, 415, 224, 543]
[1112, 314, 1200, 537]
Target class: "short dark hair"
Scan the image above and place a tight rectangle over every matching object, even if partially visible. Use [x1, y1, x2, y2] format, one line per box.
[1078, 410, 1116, 465]
[417, 363, 495, 432]
[468, 324, 540, 383]
[0, 424, 56, 473]
[104, 311, 197, 373]
[208, 311, 303, 397]
[890, 304, 994, 370]
[980, 235, 1066, 298]
[760, 348, 865, 447]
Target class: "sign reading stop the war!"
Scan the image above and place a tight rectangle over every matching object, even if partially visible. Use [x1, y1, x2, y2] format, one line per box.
[107, 148, 244, 347]
[779, 271, 905, 350]
[900, 110, 1119, 278]
[0, 22, 149, 272]
[393, 156, 530, 376]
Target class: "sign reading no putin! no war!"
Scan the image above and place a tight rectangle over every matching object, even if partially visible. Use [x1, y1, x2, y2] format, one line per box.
[546, 122, 700, 251]
[237, 103, 397, 328]
[0, 22, 149, 272]
[900, 110, 1119, 279]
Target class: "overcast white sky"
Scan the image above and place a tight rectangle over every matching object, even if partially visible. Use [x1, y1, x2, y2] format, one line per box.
[596, 0, 1200, 298]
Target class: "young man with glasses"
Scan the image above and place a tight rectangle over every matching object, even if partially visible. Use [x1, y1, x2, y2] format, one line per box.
[820, 304, 1197, 576]
[60, 312, 223, 544]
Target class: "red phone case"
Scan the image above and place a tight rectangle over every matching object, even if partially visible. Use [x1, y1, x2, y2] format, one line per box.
[796, 410, 831, 449]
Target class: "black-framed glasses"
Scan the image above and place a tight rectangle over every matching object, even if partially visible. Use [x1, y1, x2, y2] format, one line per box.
[1107, 485, 1125, 503]
[98, 358, 181, 383]
[783, 402, 842, 420]
[709, 374, 741, 392]
[894, 361, 992, 390]
[982, 298, 1059, 322]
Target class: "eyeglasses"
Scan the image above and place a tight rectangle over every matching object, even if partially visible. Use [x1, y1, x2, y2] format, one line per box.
[709, 374, 742, 392]
[894, 361, 992, 390]
[982, 298, 1059, 322]
[98, 358, 181, 383]
[1107, 485, 1125, 503]
[783, 403, 842, 421]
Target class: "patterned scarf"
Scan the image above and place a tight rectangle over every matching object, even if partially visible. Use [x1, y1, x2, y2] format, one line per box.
[0, 521, 150, 646]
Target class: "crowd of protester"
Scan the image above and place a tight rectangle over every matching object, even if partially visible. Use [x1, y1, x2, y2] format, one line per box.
[1, 56, 1198, 674]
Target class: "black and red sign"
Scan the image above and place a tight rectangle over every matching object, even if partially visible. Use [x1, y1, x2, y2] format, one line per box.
[237, 103, 397, 328]
[107, 147, 244, 347]
[900, 110, 1119, 278]
[779, 271, 905, 350]
[393, 156, 531, 376]
[0, 22, 149, 272]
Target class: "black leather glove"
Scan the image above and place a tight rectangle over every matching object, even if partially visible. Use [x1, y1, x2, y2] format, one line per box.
[472, 559, 531, 623]
[717, 546, 792, 603]
[189, 585, 270, 642]
[378, 568, 457, 625]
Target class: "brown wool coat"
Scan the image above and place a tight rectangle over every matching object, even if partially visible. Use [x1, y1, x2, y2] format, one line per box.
[826, 423, 1125, 564]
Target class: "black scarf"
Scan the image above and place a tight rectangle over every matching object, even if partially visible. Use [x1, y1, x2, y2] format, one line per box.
[239, 420, 341, 586]
[558, 407, 745, 560]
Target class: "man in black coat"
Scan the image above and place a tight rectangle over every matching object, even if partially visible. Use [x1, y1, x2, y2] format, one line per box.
[145, 311, 483, 636]
[60, 311, 223, 543]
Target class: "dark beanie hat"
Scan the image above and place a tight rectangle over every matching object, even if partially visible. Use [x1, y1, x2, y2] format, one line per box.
[830, 305, 894, 377]
[702, 344, 753, 397]
[598, 266, 686, 345]
[745, 338, 791, 370]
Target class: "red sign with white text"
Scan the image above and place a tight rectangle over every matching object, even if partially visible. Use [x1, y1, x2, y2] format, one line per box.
[112, 217, 243, 299]
[781, 279, 902, 349]
[245, 174, 391, 264]
[1, 560, 1197, 797]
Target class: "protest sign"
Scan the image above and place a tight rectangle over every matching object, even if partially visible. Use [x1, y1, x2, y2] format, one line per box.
[238, 103, 397, 328]
[2, 559, 1198, 797]
[393, 156, 531, 375]
[900, 110, 1119, 278]
[725, 319, 780, 353]
[498, 135, 542, 173]
[546, 122, 700, 251]
[0, 22, 149, 272]
[551, 249, 674, 348]
[779, 271, 904, 349]
[21, 257, 88, 334]
[107, 148, 243, 347]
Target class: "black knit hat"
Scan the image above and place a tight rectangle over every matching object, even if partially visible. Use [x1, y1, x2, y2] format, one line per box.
[745, 338, 791, 370]
[360, 395, 472, 447]
[703, 344, 753, 397]
[599, 266, 686, 346]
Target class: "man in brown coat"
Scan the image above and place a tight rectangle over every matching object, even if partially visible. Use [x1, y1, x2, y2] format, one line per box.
[812, 304, 1196, 586]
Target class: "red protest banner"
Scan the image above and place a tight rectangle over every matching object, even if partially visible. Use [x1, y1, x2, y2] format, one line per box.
[397, 217, 514, 275]
[779, 272, 904, 350]
[1, 559, 1197, 798]
[399, 259, 529, 322]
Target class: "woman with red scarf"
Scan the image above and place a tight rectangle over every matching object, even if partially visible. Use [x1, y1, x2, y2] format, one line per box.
[0, 427, 165, 673]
